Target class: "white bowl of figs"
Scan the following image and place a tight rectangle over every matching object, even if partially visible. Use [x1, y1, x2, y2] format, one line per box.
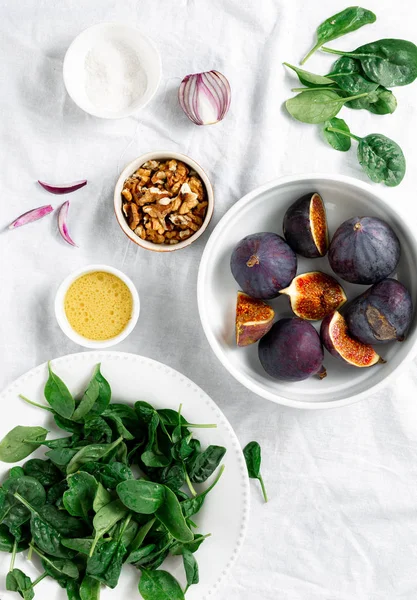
[198, 174, 417, 409]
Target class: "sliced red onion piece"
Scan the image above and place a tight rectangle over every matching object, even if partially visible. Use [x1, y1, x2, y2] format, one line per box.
[9, 205, 53, 229]
[58, 201, 77, 247]
[38, 179, 87, 194]
[178, 70, 231, 125]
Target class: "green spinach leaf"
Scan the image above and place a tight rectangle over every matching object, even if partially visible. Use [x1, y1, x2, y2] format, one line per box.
[139, 569, 185, 600]
[23, 459, 62, 487]
[358, 133, 406, 186]
[63, 472, 98, 518]
[0, 426, 48, 463]
[155, 486, 193, 543]
[80, 575, 100, 600]
[243, 441, 268, 502]
[117, 480, 165, 514]
[285, 89, 372, 124]
[188, 445, 226, 483]
[6, 568, 34, 600]
[93, 482, 111, 513]
[323, 117, 352, 151]
[90, 499, 127, 556]
[183, 547, 199, 592]
[301, 6, 376, 64]
[66, 436, 123, 474]
[44, 362, 75, 418]
[284, 62, 335, 87]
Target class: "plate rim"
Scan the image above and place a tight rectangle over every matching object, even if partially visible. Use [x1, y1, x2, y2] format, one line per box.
[0, 351, 250, 599]
[197, 172, 417, 410]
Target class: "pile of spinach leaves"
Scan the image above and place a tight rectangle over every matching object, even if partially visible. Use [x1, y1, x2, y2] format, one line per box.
[283, 6, 416, 186]
[0, 363, 227, 600]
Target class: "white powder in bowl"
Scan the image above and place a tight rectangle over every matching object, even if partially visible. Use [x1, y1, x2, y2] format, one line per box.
[84, 39, 147, 113]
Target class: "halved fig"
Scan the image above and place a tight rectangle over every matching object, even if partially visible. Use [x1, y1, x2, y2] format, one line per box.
[283, 192, 329, 258]
[280, 271, 347, 320]
[236, 291, 275, 346]
[320, 311, 384, 367]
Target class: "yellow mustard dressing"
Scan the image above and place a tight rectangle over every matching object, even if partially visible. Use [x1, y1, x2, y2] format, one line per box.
[64, 271, 133, 341]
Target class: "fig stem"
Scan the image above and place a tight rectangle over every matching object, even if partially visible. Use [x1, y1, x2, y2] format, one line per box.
[318, 366, 327, 379]
[246, 255, 260, 268]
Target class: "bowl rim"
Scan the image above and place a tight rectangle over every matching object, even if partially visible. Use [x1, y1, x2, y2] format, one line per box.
[54, 263, 140, 349]
[63, 22, 162, 119]
[114, 151, 214, 252]
[197, 172, 417, 410]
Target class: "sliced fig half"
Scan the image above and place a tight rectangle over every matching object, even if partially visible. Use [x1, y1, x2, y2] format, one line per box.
[236, 291, 274, 346]
[320, 311, 384, 367]
[283, 192, 329, 258]
[280, 271, 347, 320]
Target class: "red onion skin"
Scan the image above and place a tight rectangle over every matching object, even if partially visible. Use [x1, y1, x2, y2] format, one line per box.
[38, 180, 87, 194]
[58, 201, 77, 247]
[179, 70, 231, 126]
[9, 205, 53, 229]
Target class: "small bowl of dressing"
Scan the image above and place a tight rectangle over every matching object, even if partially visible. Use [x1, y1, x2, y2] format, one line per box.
[55, 264, 140, 348]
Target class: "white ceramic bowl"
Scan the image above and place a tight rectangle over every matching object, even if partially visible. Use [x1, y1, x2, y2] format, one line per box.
[197, 174, 417, 409]
[114, 151, 214, 252]
[55, 264, 140, 348]
[63, 22, 161, 119]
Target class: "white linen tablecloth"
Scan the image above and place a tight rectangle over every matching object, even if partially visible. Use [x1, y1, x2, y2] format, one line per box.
[1, 1, 417, 598]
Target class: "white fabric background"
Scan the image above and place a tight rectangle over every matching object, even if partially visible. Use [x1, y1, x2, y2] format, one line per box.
[1, 1, 417, 598]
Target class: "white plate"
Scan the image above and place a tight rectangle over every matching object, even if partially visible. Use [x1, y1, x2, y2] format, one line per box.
[0, 352, 249, 599]
[197, 174, 417, 409]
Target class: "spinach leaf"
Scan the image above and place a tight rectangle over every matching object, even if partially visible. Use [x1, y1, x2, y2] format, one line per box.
[301, 6, 376, 64]
[10, 467, 25, 479]
[129, 518, 156, 553]
[243, 441, 268, 502]
[322, 39, 417, 87]
[1, 476, 46, 529]
[188, 445, 226, 483]
[170, 533, 211, 556]
[72, 376, 100, 421]
[155, 486, 193, 543]
[285, 89, 372, 124]
[0, 523, 28, 552]
[6, 568, 34, 600]
[284, 62, 335, 87]
[346, 86, 397, 113]
[85, 364, 111, 417]
[63, 472, 98, 518]
[159, 464, 185, 491]
[117, 480, 165, 514]
[139, 569, 185, 600]
[103, 414, 135, 441]
[0, 426, 48, 463]
[183, 547, 199, 592]
[80, 575, 100, 600]
[132, 536, 172, 570]
[98, 462, 133, 488]
[323, 117, 352, 151]
[66, 436, 123, 474]
[54, 415, 83, 434]
[62, 537, 94, 555]
[45, 448, 77, 468]
[181, 464, 225, 518]
[120, 518, 138, 547]
[93, 482, 111, 513]
[126, 542, 157, 564]
[87, 537, 126, 588]
[328, 56, 379, 94]
[23, 459, 62, 487]
[47, 480, 68, 506]
[83, 416, 112, 443]
[103, 404, 139, 430]
[90, 499, 127, 556]
[40, 553, 79, 581]
[358, 133, 406, 186]
[141, 450, 171, 468]
[44, 362, 75, 418]
[66, 580, 81, 600]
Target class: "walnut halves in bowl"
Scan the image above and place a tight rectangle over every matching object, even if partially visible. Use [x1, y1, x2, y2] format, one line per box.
[121, 159, 209, 246]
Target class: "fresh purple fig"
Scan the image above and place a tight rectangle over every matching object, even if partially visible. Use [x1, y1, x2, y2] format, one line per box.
[230, 232, 297, 299]
[258, 317, 326, 381]
[345, 278, 413, 344]
[235, 291, 275, 346]
[283, 192, 329, 258]
[321, 311, 383, 367]
[280, 271, 347, 320]
[329, 216, 400, 284]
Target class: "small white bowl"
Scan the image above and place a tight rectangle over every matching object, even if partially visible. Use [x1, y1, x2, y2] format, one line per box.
[55, 264, 140, 349]
[198, 174, 417, 410]
[114, 151, 214, 252]
[63, 22, 161, 119]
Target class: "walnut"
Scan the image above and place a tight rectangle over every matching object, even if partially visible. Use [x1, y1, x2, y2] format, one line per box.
[133, 168, 152, 185]
[122, 188, 132, 202]
[134, 225, 146, 240]
[189, 176, 205, 201]
[125, 203, 140, 230]
[178, 183, 199, 215]
[151, 170, 167, 185]
[142, 160, 160, 170]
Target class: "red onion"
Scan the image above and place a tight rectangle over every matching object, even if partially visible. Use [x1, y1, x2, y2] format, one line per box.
[9, 205, 53, 229]
[58, 201, 77, 247]
[179, 70, 231, 126]
[38, 179, 87, 194]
